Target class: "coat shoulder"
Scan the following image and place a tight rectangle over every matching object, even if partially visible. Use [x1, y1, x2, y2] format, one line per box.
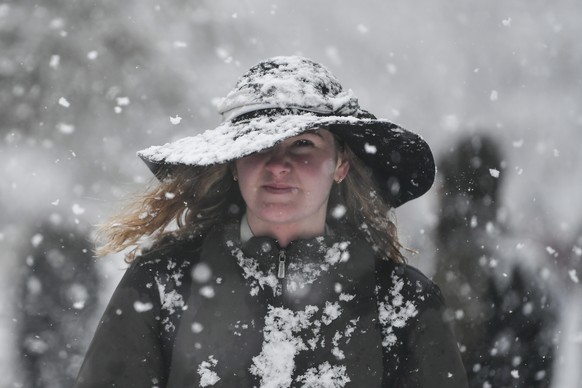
[375, 260, 469, 387]
[124, 234, 205, 312]
[375, 259, 446, 351]
[135, 233, 205, 271]
[376, 259, 444, 307]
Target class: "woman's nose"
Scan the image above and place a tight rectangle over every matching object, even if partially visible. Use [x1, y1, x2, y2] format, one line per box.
[264, 147, 290, 175]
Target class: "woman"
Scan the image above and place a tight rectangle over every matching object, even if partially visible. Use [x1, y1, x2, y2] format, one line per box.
[75, 56, 468, 387]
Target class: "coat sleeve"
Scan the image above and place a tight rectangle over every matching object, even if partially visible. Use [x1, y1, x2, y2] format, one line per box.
[74, 258, 166, 388]
[400, 287, 469, 388]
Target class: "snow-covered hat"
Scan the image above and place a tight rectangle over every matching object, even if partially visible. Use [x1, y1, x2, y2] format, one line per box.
[138, 56, 435, 207]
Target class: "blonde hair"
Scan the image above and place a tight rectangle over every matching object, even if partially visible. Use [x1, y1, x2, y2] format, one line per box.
[328, 145, 406, 263]
[97, 145, 406, 263]
[95, 164, 243, 261]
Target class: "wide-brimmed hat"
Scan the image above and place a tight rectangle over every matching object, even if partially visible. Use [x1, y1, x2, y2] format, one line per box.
[138, 55, 435, 207]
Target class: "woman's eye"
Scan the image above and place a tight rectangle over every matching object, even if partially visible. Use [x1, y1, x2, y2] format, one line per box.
[293, 139, 314, 147]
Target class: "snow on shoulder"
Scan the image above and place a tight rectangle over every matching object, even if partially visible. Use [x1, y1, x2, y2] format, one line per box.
[376, 269, 422, 350]
[374, 261, 447, 357]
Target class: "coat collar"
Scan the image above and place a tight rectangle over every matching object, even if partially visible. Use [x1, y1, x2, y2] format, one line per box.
[220, 218, 360, 298]
[239, 212, 332, 245]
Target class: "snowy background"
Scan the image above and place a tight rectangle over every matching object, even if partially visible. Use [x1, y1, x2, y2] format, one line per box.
[1, 0, 581, 386]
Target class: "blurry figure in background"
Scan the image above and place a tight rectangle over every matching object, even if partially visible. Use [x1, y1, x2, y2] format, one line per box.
[17, 213, 100, 388]
[551, 231, 582, 388]
[433, 134, 557, 387]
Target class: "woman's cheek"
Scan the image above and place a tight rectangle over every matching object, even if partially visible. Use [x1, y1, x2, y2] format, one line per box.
[321, 158, 339, 177]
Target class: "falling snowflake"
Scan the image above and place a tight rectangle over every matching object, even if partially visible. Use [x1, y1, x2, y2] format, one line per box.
[199, 286, 215, 298]
[116, 96, 130, 106]
[364, 143, 377, 154]
[58, 97, 70, 107]
[331, 205, 347, 219]
[356, 24, 369, 34]
[192, 263, 213, 283]
[512, 139, 524, 148]
[170, 115, 182, 125]
[57, 123, 75, 134]
[50, 55, 60, 68]
[191, 322, 204, 334]
[133, 301, 153, 312]
[71, 204, 85, 215]
[31, 233, 44, 247]
[546, 246, 558, 257]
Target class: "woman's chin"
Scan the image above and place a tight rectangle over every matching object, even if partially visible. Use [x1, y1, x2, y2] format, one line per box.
[255, 207, 299, 225]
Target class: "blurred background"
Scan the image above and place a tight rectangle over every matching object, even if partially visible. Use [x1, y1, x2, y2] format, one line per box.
[1, 0, 580, 386]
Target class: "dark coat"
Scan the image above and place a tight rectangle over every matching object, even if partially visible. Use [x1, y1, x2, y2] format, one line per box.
[75, 222, 468, 387]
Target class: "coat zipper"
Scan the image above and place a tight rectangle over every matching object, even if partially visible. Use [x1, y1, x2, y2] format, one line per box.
[277, 249, 287, 278]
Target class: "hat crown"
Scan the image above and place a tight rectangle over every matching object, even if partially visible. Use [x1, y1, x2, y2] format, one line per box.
[217, 56, 360, 121]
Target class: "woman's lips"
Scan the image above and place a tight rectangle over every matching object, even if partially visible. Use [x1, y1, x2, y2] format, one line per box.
[262, 184, 296, 194]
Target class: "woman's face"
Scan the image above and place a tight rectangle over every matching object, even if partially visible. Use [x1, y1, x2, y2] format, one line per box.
[235, 129, 349, 238]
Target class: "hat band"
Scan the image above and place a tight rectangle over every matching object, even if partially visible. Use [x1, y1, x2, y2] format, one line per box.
[221, 103, 346, 123]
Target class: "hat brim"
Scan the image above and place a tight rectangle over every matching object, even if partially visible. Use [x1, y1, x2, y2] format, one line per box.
[138, 113, 434, 207]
